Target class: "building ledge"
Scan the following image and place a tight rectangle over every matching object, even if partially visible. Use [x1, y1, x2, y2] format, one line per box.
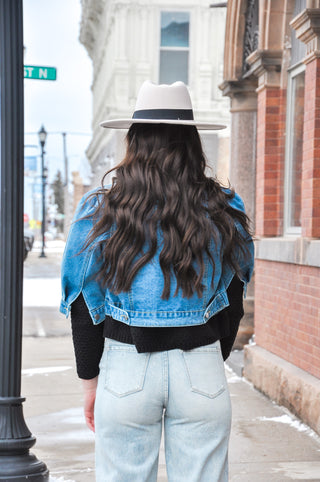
[255, 237, 320, 268]
[244, 344, 320, 436]
[290, 8, 320, 44]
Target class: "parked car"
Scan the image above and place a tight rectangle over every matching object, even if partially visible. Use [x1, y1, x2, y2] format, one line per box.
[24, 229, 34, 261]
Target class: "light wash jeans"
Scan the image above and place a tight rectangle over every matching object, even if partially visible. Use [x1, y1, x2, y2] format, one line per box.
[95, 338, 232, 482]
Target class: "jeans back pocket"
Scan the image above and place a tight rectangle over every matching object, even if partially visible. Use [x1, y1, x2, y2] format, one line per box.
[182, 342, 226, 399]
[104, 345, 150, 397]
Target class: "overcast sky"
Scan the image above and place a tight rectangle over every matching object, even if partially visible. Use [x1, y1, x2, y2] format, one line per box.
[23, 0, 93, 183]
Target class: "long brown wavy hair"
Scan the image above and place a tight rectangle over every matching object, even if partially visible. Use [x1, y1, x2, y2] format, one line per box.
[84, 123, 251, 299]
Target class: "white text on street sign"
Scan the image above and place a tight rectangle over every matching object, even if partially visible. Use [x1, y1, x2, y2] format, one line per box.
[24, 66, 57, 81]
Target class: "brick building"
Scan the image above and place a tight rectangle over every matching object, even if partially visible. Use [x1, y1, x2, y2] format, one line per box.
[221, 0, 320, 435]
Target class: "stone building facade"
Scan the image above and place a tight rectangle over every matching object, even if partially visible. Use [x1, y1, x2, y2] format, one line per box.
[79, 0, 230, 187]
[221, 0, 320, 435]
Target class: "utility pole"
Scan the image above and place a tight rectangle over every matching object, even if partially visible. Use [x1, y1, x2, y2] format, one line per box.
[0, 0, 49, 479]
[62, 132, 71, 236]
[38, 125, 48, 258]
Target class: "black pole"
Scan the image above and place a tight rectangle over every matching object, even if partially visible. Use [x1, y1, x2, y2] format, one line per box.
[39, 141, 46, 258]
[0, 1, 49, 479]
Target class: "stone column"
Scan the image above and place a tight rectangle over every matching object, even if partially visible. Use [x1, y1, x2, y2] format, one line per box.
[220, 79, 257, 224]
[114, 4, 129, 102]
[220, 78, 257, 348]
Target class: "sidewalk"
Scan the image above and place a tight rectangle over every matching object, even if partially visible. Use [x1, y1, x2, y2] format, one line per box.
[21, 245, 320, 481]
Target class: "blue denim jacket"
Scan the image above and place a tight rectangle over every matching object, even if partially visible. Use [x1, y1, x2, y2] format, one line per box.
[60, 188, 254, 327]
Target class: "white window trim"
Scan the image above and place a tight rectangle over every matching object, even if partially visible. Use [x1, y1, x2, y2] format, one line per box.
[157, 9, 191, 86]
[284, 62, 305, 236]
[160, 46, 189, 52]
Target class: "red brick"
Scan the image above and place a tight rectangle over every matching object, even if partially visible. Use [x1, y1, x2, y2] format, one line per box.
[255, 260, 320, 378]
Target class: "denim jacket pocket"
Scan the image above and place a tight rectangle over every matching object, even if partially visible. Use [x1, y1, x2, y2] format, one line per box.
[104, 344, 150, 397]
[182, 342, 226, 399]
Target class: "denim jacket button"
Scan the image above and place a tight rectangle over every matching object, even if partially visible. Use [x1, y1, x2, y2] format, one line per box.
[205, 312, 210, 319]
[123, 314, 128, 321]
[94, 314, 100, 320]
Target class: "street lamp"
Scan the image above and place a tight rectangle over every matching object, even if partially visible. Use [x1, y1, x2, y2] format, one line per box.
[0, 1, 48, 479]
[38, 125, 47, 258]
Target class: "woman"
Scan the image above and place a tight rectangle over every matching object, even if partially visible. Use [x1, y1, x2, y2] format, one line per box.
[60, 81, 254, 481]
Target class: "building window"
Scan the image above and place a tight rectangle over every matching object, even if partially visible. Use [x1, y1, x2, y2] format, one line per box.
[290, 0, 306, 67]
[159, 11, 190, 85]
[284, 65, 305, 233]
[284, 0, 307, 235]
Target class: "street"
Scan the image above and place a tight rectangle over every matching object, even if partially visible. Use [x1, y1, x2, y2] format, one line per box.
[22, 243, 320, 481]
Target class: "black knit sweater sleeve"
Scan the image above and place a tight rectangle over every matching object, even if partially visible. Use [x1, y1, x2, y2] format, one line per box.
[70, 294, 105, 380]
[219, 276, 244, 360]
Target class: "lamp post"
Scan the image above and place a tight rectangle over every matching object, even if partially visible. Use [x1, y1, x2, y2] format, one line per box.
[38, 125, 47, 258]
[0, 0, 49, 479]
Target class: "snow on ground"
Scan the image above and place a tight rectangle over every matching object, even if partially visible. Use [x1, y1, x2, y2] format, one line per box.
[49, 468, 94, 482]
[23, 240, 64, 307]
[22, 366, 72, 377]
[257, 414, 309, 431]
[226, 363, 320, 443]
[23, 277, 61, 307]
[255, 413, 320, 441]
[50, 477, 75, 482]
[33, 239, 66, 253]
[226, 374, 242, 384]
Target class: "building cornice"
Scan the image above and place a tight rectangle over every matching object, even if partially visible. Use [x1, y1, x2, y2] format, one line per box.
[219, 78, 258, 112]
[245, 49, 282, 90]
[291, 8, 320, 43]
[246, 49, 282, 76]
[290, 8, 320, 63]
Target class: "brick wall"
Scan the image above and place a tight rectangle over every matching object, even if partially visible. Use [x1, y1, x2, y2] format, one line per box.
[255, 87, 286, 237]
[254, 56, 320, 382]
[254, 259, 320, 379]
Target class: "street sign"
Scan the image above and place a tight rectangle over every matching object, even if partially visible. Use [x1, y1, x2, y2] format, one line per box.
[24, 65, 57, 81]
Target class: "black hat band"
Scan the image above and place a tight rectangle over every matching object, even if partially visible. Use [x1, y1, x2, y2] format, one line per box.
[132, 108, 194, 121]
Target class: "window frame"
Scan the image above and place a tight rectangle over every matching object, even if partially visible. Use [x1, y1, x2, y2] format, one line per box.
[284, 61, 305, 236]
[158, 9, 191, 86]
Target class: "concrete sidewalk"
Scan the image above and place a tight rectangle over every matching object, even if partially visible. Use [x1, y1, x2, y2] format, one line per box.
[21, 335, 320, 482]
[21, 245, 320, 481]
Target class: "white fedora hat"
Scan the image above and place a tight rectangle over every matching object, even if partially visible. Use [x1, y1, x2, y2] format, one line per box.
[100, 81, 226, 131]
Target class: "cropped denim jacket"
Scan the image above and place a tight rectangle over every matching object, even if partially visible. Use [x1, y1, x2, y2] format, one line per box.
[60, 188, 254, 328]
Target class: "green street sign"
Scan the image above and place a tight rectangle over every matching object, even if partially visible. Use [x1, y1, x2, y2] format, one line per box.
[24, 65, 57, 81]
